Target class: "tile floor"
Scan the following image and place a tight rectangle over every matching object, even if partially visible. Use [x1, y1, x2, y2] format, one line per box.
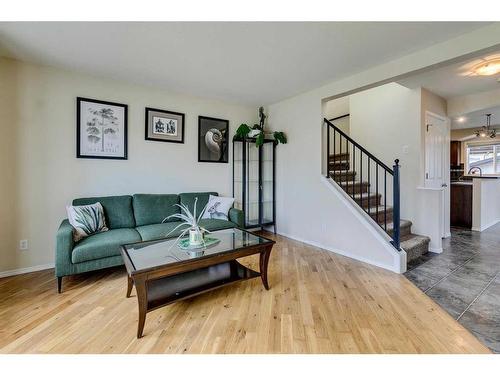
[405, 223, 500, 353]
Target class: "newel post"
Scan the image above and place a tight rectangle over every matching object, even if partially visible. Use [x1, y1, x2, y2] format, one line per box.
[392, 159, 401, 250]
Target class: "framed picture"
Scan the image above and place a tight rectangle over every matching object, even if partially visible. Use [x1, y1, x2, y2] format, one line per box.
[198, 116, 229, 163]
[145, 107, 185, 143]
[77, 97, 128, 159]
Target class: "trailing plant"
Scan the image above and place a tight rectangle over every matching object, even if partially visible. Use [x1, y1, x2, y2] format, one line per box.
[233, 107, 287, 147]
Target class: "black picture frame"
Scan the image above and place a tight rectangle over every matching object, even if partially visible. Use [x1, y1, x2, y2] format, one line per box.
[145, 107, 185, 143]
[198, 116, 229, 163]
[76, 97, 128, 160]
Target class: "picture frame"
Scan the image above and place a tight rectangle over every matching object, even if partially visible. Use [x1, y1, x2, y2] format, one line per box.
[198, 116, 229, 163]
[76, 97, 128, 160]
[145, 107, 185, 143]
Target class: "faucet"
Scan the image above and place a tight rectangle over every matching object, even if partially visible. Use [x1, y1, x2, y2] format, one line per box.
[468, 166, 482, 176]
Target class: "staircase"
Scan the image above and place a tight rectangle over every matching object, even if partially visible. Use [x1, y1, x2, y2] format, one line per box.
[326, 120, 430, 263]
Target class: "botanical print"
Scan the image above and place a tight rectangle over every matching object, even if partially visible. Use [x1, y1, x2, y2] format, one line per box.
[153, 116, 177, 136]
[78, 98, 127, 159]
[145, 108, 185, 143]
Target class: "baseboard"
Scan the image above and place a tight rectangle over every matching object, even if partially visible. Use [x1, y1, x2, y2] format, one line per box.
[474, 219, 500, 232]
[0, 263, 54, 278]
[429, 247, 443, 254]
[276, 231, 402, 273]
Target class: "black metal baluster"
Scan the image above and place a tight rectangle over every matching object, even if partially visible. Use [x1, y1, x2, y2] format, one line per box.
[360, 152, 363, 209]
[367, 157, 371, 214]
[333, 128, 336, 178]
[345, 138, 351, 191]
[392, 159, 401, 250]
[376, 165, 379, 224]
[327, 123, 330, 178]
[339, 133, 342, 185]
[384, 170, 387, 232]
[352, 144, 355, 198]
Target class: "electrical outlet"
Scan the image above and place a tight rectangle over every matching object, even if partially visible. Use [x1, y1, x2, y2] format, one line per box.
[402, 145, 409, 154]
[19, 239, 29, 251]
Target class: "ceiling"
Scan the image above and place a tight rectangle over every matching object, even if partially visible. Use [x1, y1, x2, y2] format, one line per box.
[0, 22, 489, 106]
[398, 52, 500, 99]
[451, 105, 500, 130]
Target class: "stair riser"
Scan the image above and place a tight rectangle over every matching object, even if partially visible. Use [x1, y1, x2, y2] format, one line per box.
[404, 240, 430, 262]
[340, 183, 370, 195]
[331, 172, 356, 182]
[354, 195, 381, 209]
[387, 224, 411, 237]
[369, 209, 393, 224]
[329, 153, 349, 162]
[329, 162, 350, 171]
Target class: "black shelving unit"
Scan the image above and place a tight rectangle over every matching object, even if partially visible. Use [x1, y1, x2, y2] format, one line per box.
[233, 137, 276, 232]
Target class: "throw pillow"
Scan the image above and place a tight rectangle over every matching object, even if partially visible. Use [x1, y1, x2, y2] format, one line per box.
[66, 202, 108, 242]
[202, 195, 235, 221]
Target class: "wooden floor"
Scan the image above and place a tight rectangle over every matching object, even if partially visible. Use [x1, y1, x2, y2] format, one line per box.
[0, 233, 490, 354]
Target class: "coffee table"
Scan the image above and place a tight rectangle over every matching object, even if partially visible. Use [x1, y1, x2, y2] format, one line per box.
[121, 228, 275, 338]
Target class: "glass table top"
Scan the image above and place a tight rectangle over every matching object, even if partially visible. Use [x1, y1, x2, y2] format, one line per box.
[122, 228, 272, 272]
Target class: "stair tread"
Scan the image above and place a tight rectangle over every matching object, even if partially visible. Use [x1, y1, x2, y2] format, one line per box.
[330, 170, 355, 175]
[352, 192, 381, 199]
[329, 160, 349, 164]
[385, 219, 412, 231]
[338, 180, 368, 186]
[400, 234, 430, 248]
[366, 205, 393, 214]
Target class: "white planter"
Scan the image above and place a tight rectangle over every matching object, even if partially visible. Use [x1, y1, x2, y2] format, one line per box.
[248, 129, 261, 138]
[189, 229, 204, 246]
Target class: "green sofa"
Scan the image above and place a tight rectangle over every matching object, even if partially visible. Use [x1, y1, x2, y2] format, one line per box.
[55, 192, 243, 292]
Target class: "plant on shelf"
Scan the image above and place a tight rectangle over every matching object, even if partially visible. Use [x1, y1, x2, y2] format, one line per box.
[163, 197, 210, 246]
[234, 107, 287, 147]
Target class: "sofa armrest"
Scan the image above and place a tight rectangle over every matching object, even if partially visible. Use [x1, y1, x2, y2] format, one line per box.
[55, 219, 75, 277]
[228, 207, 244, 228]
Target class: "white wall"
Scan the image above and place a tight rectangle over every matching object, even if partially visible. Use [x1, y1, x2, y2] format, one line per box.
[0, 57, 256, 273]
[349, 83, 421, 220]
[448, 87, 500, 117]
[267, 24, 500, 272]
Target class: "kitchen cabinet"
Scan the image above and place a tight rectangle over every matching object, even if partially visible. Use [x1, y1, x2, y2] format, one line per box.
[450, 141, 461, 166]
[450, 182, 472, 228]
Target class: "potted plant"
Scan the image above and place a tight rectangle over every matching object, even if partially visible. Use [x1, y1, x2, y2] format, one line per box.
[163, 197, 210, 247]
[234, 107, 287, 147]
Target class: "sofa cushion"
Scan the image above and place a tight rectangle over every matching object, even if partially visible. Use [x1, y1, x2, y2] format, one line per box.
[133, 194, 180, 226]
[199, 218, 237, 232]
[136, 219, 236, 242]
[136, 222, 186, 242]
[73, 195, 135, 229]
[71, 228, 141, 263]
[179, 192, 218, 217]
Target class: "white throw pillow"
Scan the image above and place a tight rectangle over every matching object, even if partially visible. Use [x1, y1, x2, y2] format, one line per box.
[66, 202, 108, 242]
[202, 195, 235, 221]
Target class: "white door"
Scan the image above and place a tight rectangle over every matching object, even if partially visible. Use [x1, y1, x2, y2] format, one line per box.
[424, 111, 450, 237]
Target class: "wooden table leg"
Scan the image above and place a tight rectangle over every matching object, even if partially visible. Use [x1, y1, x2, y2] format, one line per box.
[259, 246, 272, 290]
[126, 275, 133, 298]
[134, 277, 148, 339]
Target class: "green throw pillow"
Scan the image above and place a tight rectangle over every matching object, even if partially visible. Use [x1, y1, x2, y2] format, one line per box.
[66, 202, 108, 242]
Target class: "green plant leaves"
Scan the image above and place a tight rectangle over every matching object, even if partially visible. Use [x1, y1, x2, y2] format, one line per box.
[273, 131, 287, 144]
[255, 131, 265, 147]
[233, 123, 251, 140]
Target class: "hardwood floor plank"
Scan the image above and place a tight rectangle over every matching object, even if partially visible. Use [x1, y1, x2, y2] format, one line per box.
[0, 232, 490, 353]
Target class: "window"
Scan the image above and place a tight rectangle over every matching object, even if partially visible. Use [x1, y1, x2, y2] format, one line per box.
[466, 142, 500, 175]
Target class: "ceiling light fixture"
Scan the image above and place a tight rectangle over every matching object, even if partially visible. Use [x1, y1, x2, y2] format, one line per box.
[473, 59, 500, 76]
[456, 116, 466, 123]
[475, 114, 496, 138]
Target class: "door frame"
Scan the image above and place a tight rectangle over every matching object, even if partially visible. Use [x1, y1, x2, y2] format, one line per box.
[424, 110, 451, 238]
